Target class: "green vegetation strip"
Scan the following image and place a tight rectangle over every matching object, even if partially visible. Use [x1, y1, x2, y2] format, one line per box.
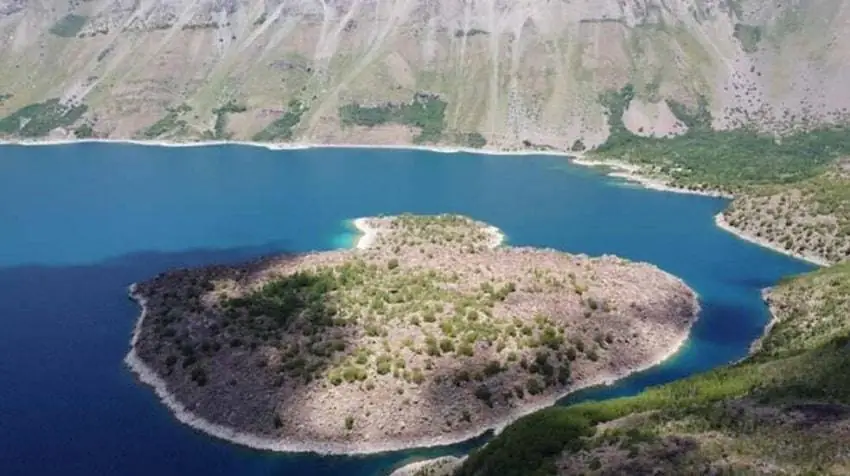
[252, 100, 306, 142]
[0, 99, 88, 137]
[139, 104, 192, 139]
[202, 101, 247, 140]
[339, 93, 447, 144]
[595, 85, 850, 193]
[458, 263, 850, 475]
[733, 24, 762, 53]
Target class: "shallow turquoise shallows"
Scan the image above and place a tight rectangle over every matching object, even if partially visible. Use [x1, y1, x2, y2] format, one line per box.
[0, 143, 813, 476]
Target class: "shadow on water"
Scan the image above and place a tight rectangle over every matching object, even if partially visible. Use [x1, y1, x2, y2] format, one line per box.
[0, 242, 816, 476]
[0, 243, 488, 476]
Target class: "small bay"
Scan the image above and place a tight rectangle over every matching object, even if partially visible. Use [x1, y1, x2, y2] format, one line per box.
[0, 143, 812, 475]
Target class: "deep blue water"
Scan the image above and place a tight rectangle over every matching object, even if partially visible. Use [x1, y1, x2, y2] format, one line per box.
[0, 144, 813, 475]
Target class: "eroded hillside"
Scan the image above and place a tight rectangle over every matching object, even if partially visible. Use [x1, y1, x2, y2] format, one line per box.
[1, 0, 849, 147]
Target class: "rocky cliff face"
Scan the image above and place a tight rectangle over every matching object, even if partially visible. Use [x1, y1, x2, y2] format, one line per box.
[0, 0, 848, 146]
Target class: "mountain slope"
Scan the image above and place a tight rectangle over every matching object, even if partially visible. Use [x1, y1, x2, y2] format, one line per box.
[1, 0, 849, 147]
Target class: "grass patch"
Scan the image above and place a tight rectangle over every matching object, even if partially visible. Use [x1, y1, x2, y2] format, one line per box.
[252, 100, 306, 142]
[339, 93, 447, 144]
[139, 104, 192, 139]
[454, 29, 489, 38]
[48, 14, 88, 38]
[73, 123, 95, 138]
[451, 132, 487, 149]
[203, 101, 247, 140]
[457, 408, 593, 476]
[666, 96, 712, 131]
[0, 99, 88, 137]
[733, 23, 763, 53]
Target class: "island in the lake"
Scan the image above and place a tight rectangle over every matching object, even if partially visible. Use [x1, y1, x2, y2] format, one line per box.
[125, 214, 699, 454]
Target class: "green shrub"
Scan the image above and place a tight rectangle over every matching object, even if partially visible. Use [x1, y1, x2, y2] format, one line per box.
[138, 105, 192, 139]
[557, 364, 571, 385]
[440, 339, 455, 352]
[190, 367, 208, 386]
[474, 385, 493, 405]
[376, 356, 392, 375]
[454, 370, 471, 385]
[484, 360, 502, 377]
[457, 343, 474, 357]
[74, 123, 95, 138]
[526, 377, 543, 396]
[49, 14, 88, 37]
[342, 366, 367, 382]
[457, 408, 593, 476]
[458, 132, 487, 148]
[733, 23, 762, 53]
[210, 101, 247, 139]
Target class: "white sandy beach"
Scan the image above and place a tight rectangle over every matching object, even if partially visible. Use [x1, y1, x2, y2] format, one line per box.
[352, 217, 506, 251]
[352, 218, 380, 250]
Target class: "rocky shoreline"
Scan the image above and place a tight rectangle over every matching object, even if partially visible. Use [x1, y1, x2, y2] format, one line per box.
[570, 157, 734, 199]
[389, 455, 466, 476]
[714, 213, 828, 267]
[126, 286, 697, 456]
[570, 157, 831, 267]
[125, 214, 700, 455]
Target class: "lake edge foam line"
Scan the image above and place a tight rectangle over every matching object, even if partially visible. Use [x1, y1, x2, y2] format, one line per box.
[0, 138, 576, 157]
[123, 217, 701, 456]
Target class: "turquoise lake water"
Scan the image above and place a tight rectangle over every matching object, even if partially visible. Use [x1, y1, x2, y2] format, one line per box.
[0, 143, 813, 475]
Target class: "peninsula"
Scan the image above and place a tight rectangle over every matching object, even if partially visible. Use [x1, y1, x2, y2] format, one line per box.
[446, 264, 850, 476]
[126, 214, 699, 454]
